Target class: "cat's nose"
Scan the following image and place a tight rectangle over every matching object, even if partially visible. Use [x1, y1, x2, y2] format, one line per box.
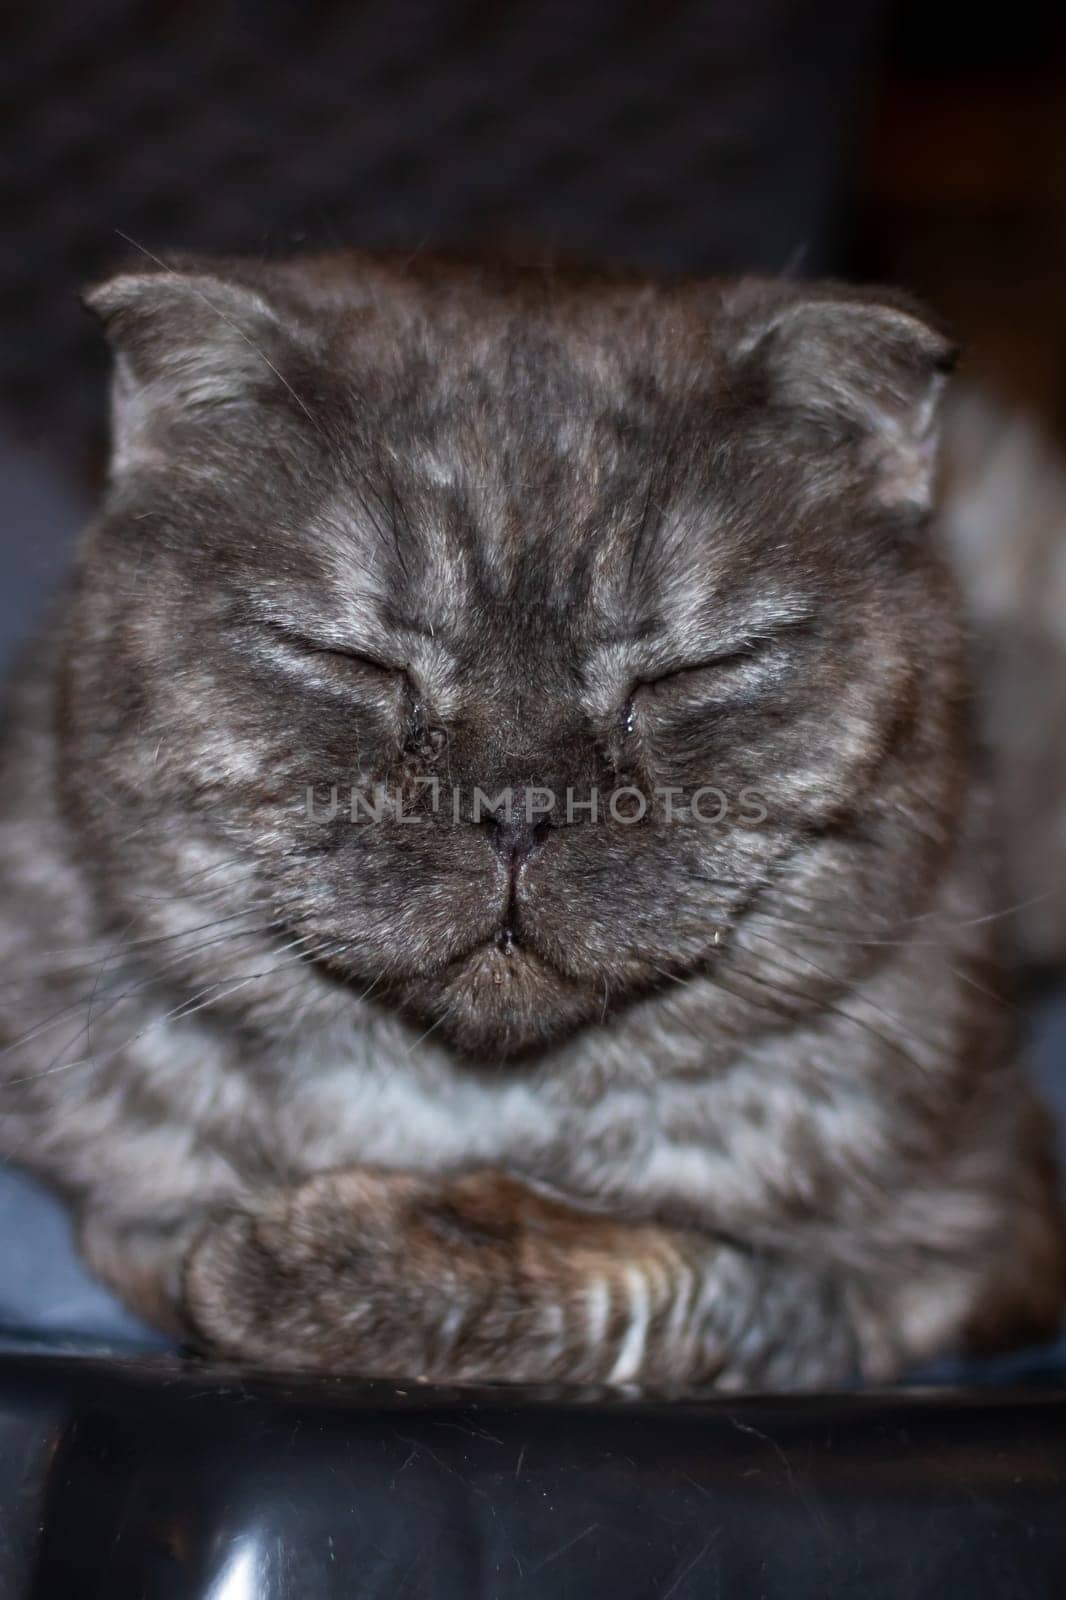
[482, 816, 552, 867]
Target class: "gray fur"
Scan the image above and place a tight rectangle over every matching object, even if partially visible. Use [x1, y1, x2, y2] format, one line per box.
[0, 253, 1060, 1384]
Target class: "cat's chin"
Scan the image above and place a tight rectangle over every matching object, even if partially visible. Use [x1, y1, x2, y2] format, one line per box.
[396, 939, 603, 1061]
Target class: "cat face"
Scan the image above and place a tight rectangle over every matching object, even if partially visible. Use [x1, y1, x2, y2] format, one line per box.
[76, 256, 956, 1058]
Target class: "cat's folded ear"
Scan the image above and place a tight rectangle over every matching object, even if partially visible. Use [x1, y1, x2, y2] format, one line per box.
[724, 284, 957, 513]
[85, 265, 310, 472]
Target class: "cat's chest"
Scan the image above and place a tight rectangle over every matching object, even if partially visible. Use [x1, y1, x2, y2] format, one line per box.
[257, 1011, 848, 1224]
[273, 1052, 664, 1197]
[265, 1042, 796, 1224]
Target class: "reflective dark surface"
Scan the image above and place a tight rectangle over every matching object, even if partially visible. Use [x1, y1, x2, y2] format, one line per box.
[1, 1350, 1065, 1598]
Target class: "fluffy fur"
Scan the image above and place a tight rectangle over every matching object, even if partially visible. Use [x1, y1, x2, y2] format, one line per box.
[0, 252, 1060, 1386]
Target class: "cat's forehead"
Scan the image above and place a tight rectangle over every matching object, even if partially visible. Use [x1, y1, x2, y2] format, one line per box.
[300, 433, 811, 717]
[254, 280, 848, 693]
[318, 354, 738, 608]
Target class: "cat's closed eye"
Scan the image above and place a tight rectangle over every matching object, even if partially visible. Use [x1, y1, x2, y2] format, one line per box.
[632, 635, 786, 703]
[256, 625, 450, 758]
[252, 619, 403, 684]
[307, 643, 399, 677]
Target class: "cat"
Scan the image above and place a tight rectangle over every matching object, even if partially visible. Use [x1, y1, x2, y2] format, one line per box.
[0, 252, 1061, 1387]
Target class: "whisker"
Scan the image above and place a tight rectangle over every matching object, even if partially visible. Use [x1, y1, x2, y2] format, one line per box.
[2, 935, 355, 1089]
[0, 917, 305, 1060]
[736, 932, 937, 1079]
[405, 1012, 449, 1055]
[0, 906, 282, 988]
[690, 868, 1061, 945]
[113, 232, 327, 440]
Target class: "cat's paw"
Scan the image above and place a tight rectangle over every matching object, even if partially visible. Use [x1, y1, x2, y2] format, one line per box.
[180, 1166, 557, 1375]
[180, 1166, 824, 1387]
[182, 1168, 437, 1372]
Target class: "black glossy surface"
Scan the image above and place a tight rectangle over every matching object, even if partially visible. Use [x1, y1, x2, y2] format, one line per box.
[1, 1353, 1065, 1597]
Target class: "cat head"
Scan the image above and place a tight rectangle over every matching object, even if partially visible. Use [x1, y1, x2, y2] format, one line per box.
[74, 253, 960, 1059]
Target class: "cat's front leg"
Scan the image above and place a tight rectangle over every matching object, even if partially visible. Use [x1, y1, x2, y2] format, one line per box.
[180, 1168, 865, 1387]
[79, 1207, 213, 1337]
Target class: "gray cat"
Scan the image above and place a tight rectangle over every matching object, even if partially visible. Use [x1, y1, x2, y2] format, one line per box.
[0, 253, 1061, 1386]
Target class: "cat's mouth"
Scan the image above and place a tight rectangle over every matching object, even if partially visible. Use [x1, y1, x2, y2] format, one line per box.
[426, 934, 599, 1057]
[307, 900, 723, 1059]
[442, 915, 568, 985]
[300, 852, 739, 1057]
[344, 901, 609, 1058]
